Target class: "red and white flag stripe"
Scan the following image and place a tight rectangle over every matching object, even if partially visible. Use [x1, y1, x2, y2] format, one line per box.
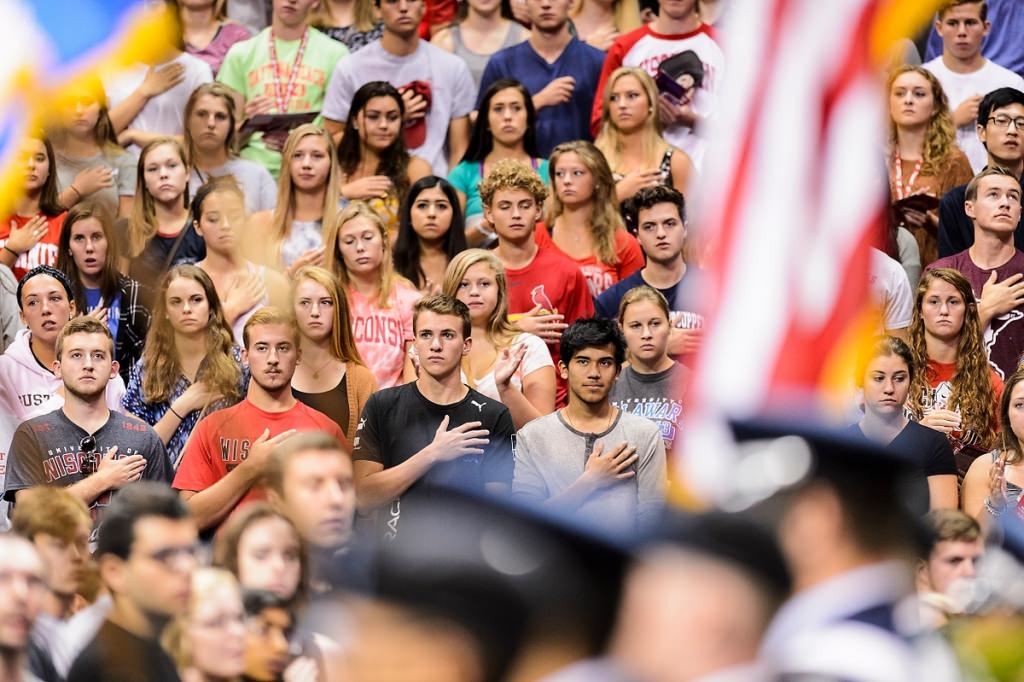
[683, 0, 888, 496]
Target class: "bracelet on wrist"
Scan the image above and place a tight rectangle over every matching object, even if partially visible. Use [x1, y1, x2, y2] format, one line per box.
[168, 405, 184, 420]
[2, 245, 19, 258]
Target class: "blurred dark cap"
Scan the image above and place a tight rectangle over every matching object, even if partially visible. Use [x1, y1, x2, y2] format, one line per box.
[337, 486, 631, 682]
[645, 509, 792, 602]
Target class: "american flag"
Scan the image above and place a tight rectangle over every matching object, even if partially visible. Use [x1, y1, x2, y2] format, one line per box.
[681, 0, 942, 498]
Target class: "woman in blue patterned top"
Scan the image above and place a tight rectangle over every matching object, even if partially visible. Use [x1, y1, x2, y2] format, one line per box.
[122, 264, 249, 468]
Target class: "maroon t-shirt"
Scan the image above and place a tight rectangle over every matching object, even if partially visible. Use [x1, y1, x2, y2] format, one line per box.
[928, 249, 1024, 380]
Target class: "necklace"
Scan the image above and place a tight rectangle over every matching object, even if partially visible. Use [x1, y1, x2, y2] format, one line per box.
[306, 355, 338, 380]
[562, 405, 616, 434]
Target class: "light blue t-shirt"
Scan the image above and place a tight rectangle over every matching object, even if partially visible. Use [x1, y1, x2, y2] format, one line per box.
[449, 157, 549, 218]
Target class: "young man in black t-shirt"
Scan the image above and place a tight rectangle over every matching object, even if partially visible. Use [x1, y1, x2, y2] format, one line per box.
[353, 294, 515, 542]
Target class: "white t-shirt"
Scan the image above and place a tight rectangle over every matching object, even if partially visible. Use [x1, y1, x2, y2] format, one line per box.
[870, 248, 913, 332]
[923, 57, 1024, 172]
[462, 332, 554, 401]
[189, 158, 278, 213]
[104, 53, 213, 156]
[321, 40, 476, 175]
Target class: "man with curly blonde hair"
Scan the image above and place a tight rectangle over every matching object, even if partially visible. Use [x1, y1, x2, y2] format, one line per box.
[480, 159, 594, 406]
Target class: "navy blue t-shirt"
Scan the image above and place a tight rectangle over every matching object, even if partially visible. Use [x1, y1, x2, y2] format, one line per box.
[478, 37, 604, 157]
[594, 267, 703, 327]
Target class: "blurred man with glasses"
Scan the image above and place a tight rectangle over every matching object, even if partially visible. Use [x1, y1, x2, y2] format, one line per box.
[67, 482, 198, 682]
[3, 318, 172, 526]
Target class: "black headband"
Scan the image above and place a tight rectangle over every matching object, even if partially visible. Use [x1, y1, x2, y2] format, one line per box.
[16, 265, 75, 310]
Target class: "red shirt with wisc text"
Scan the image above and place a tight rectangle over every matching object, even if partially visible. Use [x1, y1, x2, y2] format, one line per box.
[172, 399, 348, 509]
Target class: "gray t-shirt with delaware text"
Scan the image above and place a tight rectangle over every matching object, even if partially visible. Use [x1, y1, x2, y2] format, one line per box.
[609, 363, 687, 452]
[513, 410, 666, 535]
[4, 409, 172, 522]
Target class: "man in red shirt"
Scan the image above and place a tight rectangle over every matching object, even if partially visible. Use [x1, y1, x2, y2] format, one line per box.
[480, 159, 595, 405]
[173, 307, 348, 531]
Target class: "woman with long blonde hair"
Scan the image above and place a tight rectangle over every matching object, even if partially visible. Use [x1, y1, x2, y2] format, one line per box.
[248, 124, 341, 275]
[123, 264, 247, 468]
[572, 0, 641, 51]
[324, 202, 420, 388]
[887, 65, 972, 265]
[906, 268, 1001, 480]
[163, 568, 247, 682]
[443, 249, 555, 428]
[291, 265, 378, 439]
[544, 140, 644, 298]
[595, 67, 693, 204]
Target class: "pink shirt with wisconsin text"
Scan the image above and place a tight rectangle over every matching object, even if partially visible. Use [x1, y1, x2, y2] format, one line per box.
[348, 283, 421, 389]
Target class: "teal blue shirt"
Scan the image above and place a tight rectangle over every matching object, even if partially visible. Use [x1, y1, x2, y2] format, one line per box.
[449, 158, 549, 218]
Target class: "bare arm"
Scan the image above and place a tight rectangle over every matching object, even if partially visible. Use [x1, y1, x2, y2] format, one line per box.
[928, 474, 959, 510]
[323, 118, 345, 145]
[407, 156, 432, 185]
[353, 455, 436, 513]
[496, 360, 555, 430]
[179, 462, 260, 530]
[961, 455, 992, 519]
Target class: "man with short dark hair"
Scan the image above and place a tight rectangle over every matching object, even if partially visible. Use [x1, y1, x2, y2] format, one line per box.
[938, 86, 1024, 256]
[0, 534, 47, 682]
[5, 317, 171, 523]
[353, 294, 515, 543]
[930, 166, 1024, 379]
[174, 307, 347, 531]
[322, 0, 475, 175]
[596, 185, 704, 357]
[924, 1, 1024, 171]
[477, 0, 605, 156]
[513, 318, 666, 534]
[67, 482, 196, 682]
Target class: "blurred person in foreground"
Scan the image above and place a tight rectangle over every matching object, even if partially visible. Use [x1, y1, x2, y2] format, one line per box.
[601, 511, 791, 682]
[266, 431, 356, 593]
[0, 533, 46, 682]
[10, 487, 92, 681]
[163, 568, 247, 682]
[67, 482, 198, 682]
[731, 420, 961, 681]
[917, 509, 984, 629]
[320, 485, 629, 682]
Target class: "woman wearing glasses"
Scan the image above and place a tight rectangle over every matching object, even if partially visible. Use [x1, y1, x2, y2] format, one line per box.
[887, 65, 972, 265]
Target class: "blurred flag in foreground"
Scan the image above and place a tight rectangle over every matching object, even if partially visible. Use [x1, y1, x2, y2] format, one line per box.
[680, 0, 942, 501]
[0, 0, 174, 215]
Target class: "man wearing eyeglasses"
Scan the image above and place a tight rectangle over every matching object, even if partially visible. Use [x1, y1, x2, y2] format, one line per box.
[67, 482, 197, 682]
[938, 87, 1024, 257]
[3, 318, 172, 524]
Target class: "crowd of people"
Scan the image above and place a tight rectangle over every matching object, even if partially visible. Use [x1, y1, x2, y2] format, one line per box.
[0, 0, 1024, 679]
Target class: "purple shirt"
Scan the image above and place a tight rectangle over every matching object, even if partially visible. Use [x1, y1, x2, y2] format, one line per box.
[928, 248, 1024, 380]
[187, 22, 252, 76]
